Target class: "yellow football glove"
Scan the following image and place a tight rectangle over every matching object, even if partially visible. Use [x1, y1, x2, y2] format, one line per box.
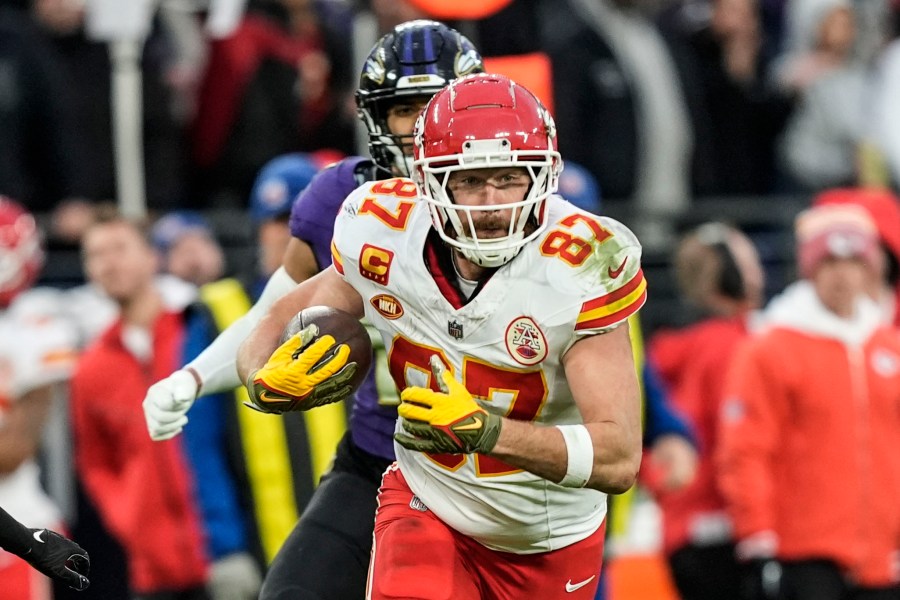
[394, 355, 502, 454]
[246, 324, 358, 414]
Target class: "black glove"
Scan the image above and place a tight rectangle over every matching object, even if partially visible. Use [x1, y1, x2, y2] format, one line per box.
[23, 528, 90, 591]
[740, 558, 782, 600]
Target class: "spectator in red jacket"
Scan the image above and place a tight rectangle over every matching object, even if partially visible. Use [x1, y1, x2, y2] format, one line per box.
[648, 222, 765, 600]
[70, 214, 210, 599]
[718, 203, 900, 600]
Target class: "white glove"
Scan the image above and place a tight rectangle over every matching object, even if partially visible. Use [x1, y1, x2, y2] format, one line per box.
[206, 552, 262, 600]
[142, 369, 200, 441]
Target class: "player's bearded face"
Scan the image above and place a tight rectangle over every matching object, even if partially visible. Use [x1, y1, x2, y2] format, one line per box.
[451, 209, 537, 240]
[445, 167, 535, 240]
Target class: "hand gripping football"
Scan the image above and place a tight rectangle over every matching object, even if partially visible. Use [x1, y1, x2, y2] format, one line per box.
[278, 306, 372, 372]
[278, 306, 373, 401]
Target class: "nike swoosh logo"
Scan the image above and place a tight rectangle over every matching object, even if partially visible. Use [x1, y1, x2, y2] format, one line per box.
[565, 575, 596, 593]
[608, 257, 628, 279]
[33, 530, 45, 543]
[258, 390, 284, 403]
[454, 416, 483, 431]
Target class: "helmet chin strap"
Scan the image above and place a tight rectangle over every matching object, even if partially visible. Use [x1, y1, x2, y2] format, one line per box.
[398, 155, 415, 178]
[379, 133, 414, 177]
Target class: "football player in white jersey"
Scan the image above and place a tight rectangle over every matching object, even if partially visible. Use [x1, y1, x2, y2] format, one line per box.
[236, 73, 645, 599]
[0, 197, 90, 594]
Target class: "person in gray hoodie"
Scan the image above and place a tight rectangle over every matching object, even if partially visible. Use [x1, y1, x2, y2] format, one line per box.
[776, 0, 871, 190]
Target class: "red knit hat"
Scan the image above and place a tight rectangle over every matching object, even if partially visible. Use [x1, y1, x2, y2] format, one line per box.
[795, 204, 880, 278]
[812, 187, 900, 265]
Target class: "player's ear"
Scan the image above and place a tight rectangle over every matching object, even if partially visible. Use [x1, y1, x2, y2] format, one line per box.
[711, 241, 745, 301]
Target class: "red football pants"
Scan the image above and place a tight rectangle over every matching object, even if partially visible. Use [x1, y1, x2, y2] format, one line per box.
[0, 549, 52, 600]
[367, 465, 605, 600]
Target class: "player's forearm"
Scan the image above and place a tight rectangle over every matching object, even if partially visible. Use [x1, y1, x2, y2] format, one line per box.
[237, 269, 365, 383]
[236, 302, 296, 383]
[189, 267, 298, 394]
[0, 387, 52, 474]
[0, 506, 34, 556]
[489, 419, 641, 494]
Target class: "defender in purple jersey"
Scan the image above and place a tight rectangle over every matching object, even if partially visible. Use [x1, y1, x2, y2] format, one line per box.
[142, 20, 485, 600]
[287, 157, 399, 461]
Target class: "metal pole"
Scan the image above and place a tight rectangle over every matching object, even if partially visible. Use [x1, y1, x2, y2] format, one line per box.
[109, 38, 147, 220]
[352, 10, 379, 158]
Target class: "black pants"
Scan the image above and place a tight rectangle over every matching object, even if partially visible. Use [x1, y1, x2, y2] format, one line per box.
[259, 433, 392, 600]
[780, 560, 900, 600]
[668, 542, 743, 600]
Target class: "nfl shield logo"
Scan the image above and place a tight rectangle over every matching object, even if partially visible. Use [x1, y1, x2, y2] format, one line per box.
[448, 320, 464, 339]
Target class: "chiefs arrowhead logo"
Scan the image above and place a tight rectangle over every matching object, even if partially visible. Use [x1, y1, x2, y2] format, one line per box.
[505, 317, 548, 366]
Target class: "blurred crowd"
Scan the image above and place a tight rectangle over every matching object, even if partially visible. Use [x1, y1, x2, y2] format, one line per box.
[2, 0, 900, 599]
[3, 0, 900, 242]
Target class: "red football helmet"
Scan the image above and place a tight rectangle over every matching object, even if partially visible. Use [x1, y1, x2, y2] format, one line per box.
[413, 73, 561, 267]
[0, 197, 44, 307]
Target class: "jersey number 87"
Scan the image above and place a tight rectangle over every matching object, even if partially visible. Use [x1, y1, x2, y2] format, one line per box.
[389, 336, 548, 477]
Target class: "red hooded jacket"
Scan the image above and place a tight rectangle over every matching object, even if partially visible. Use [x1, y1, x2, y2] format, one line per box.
[718, 282, 900, 586]
[650, 315, 750, 554]
[70, 312, 208, 594]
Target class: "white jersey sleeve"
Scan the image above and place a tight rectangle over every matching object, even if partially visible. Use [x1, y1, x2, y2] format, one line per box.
[330, 177, 421, 282]
[1, 289, 79, 400]
[549, 211, 646, 338]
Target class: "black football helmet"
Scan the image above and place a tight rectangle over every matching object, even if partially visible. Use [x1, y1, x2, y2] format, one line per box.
[356, 20, 484, 176]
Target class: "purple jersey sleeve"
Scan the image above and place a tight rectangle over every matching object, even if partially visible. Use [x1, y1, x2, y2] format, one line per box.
[288, 156, 397, 461]
[289, 157, 371, 270]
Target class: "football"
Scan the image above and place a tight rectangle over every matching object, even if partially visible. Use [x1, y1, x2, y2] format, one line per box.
[280, 306, 373, 396]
